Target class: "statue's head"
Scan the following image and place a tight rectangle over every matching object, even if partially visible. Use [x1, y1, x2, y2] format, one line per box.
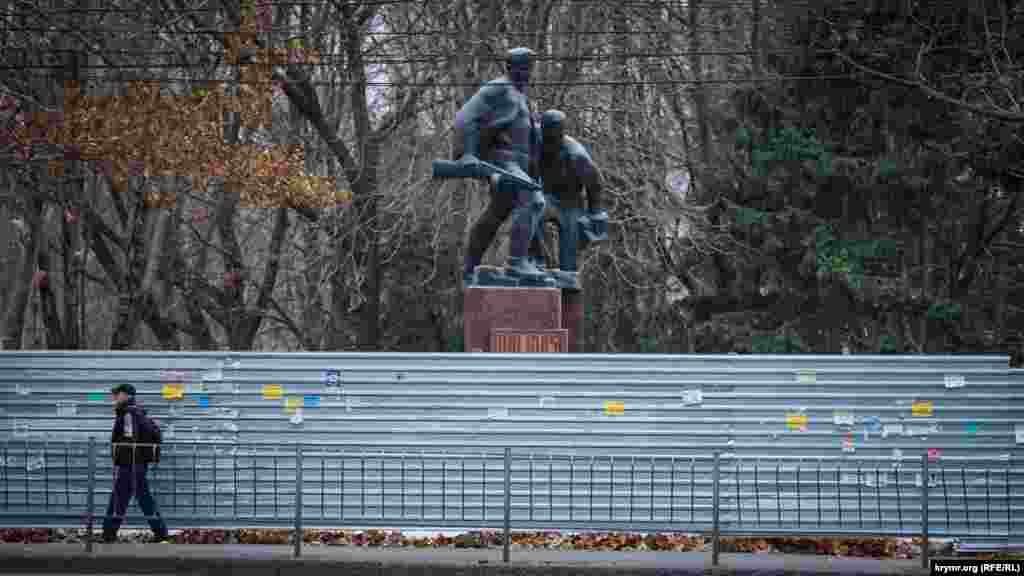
[506, 47, 534, 89]
[541, 109, 566, 148]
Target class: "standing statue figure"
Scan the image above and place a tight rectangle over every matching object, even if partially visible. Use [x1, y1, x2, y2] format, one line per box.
[438, 47, 554, 288]
[528, 110, 608, 291]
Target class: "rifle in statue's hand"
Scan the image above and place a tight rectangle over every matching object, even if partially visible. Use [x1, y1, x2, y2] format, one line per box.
[432, 157, 542, 192]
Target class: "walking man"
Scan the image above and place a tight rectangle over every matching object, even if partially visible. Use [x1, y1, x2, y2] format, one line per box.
[102, 383, 169, 543]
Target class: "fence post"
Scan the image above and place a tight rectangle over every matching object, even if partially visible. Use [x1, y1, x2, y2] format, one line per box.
[503, 447, 511, 564]
[712, 451, 720, 566]
[921, 452, 930, 570]
[85, 437, 96, 553]
[294, 444, 303, 558]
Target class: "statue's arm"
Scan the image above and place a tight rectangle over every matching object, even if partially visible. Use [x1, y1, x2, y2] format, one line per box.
[578, 155, 605, 213]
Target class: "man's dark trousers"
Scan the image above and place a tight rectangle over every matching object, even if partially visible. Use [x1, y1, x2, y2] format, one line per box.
[102, 463, 167, 539]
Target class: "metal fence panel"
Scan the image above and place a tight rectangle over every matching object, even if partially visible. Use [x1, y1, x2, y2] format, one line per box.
[0, 351, 1021, 539]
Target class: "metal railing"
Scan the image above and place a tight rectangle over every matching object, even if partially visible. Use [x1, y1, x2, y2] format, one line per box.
[0, 440, 1021, 567]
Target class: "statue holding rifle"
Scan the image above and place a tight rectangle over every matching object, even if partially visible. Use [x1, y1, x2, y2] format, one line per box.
[432, 47, 554, 288]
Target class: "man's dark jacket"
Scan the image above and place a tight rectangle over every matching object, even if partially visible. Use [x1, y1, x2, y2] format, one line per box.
[111, 401, 159, 466]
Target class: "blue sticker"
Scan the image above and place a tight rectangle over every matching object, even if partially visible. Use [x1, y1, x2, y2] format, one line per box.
[864, 416, 882, 433]
[198, 395, 209, 408]
[305, 395, 320, 408]
[323, 369, 340, 387]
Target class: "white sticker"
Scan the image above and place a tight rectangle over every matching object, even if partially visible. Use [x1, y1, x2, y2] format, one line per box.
[16, 382, 30, 396]
[944, 375, 966, 389]
[841, 473, 859, 485]
[290, 408, 303, 425]
[13, 420, 29, 438]
[796, 370, 816, 384]
[221, 422, 239, 433]
[1015, 425, 1024, 444]
[915, 473, 922, 488]
[57, 401, 77, 417]
[540, 396, 555, 408]
[883, 424, 902, 438]
[26, 456, 44, 472]
[833, 411, 854, 426]
[202, 364, 223, 382]
[488, 407, 509, 419]
[682, 389, 702, 405]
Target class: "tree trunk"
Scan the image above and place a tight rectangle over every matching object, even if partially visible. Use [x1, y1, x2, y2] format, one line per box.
[2, 194, 43, 349]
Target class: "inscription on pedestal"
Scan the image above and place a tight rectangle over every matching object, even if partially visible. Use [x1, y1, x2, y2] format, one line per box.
[491, 329, 567, 353]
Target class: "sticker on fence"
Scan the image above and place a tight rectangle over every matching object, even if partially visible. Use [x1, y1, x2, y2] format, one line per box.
[304, 395, 320, 408]
[216, 407, 239, 420]
[911, 401, 933, 417]
[289, 408, 303, 425]
[967, 422, 978, 434]
[25, 456, 44, 472]
[928, 448, 942, 462]
[162, 384, 185, 401]
[833, 411, 854, 427]
[604, 401, 625, 416]
[786, 414, 808, 431]
[198, 395, 209, 408]
[12, 420, 29, 438]
[262, 384, 283, 400]
[842, 432, 855, 453]
[863, 416, 882, 434]
[488, 407, 509, 419]
[16, 382, 29, 396]
[1016, 424, 1024, 444]
[323, 369, 340, 389]
[883, 423, 902, 438]
[796, 369, 816, 384]
[87, 391, 105, 402]
[285, 397, 302, 414]
[682, 389, 702, 406]
[944, 374, 966, 389]
[202, 364, 224, 382]
[57, 401, 77, 418]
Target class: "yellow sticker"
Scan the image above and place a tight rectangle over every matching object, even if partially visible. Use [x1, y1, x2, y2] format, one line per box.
[786, 414, 808, 431]
[285, 397, 302, 414]
[262, 384, 283, 400]
[796, 369, 817, 384]
[911, 401, 933, 417]
[161, 384, 184, 401]
[604, 401, 625, 416]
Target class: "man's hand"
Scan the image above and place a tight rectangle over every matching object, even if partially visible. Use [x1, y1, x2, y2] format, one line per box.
[457, 154, 482, 178]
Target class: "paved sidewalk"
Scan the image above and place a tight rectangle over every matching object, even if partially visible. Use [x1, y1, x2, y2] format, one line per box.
[0, 543, 932, 575]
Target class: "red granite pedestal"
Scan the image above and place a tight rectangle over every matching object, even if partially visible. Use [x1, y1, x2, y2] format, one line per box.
[464, 287, 567, 353]
[561, 290, 584, 353]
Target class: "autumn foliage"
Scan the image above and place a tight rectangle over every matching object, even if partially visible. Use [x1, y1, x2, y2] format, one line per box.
[5, 9, 348, 211]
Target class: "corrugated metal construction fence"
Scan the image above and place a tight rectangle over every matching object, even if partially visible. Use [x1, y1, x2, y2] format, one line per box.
[0, 351, 1022, 565]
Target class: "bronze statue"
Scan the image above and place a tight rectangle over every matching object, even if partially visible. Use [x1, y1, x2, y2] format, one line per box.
[528, 110, 608, 291]
[432, 47, 554, 288]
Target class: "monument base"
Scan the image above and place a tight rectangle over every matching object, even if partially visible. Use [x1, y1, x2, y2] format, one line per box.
[464, 285, 565, 353]
[562, 290, 584, 353]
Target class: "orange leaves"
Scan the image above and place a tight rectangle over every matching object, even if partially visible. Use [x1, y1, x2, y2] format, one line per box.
[7, 77, 344, 210]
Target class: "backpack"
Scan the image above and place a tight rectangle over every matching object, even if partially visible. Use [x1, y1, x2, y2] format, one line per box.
[136, 413, 162, 463]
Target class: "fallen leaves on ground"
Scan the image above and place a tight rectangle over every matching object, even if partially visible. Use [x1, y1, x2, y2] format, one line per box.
[0, 528, 959, 558]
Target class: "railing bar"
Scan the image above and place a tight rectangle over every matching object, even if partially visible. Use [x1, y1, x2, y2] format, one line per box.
[962, 467, 970, 534]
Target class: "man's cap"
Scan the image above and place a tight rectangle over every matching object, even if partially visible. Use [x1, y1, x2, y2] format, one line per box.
[111, 384, 136, 396]
[541, 110, 566, 130]
[507, 47, 535, 66]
